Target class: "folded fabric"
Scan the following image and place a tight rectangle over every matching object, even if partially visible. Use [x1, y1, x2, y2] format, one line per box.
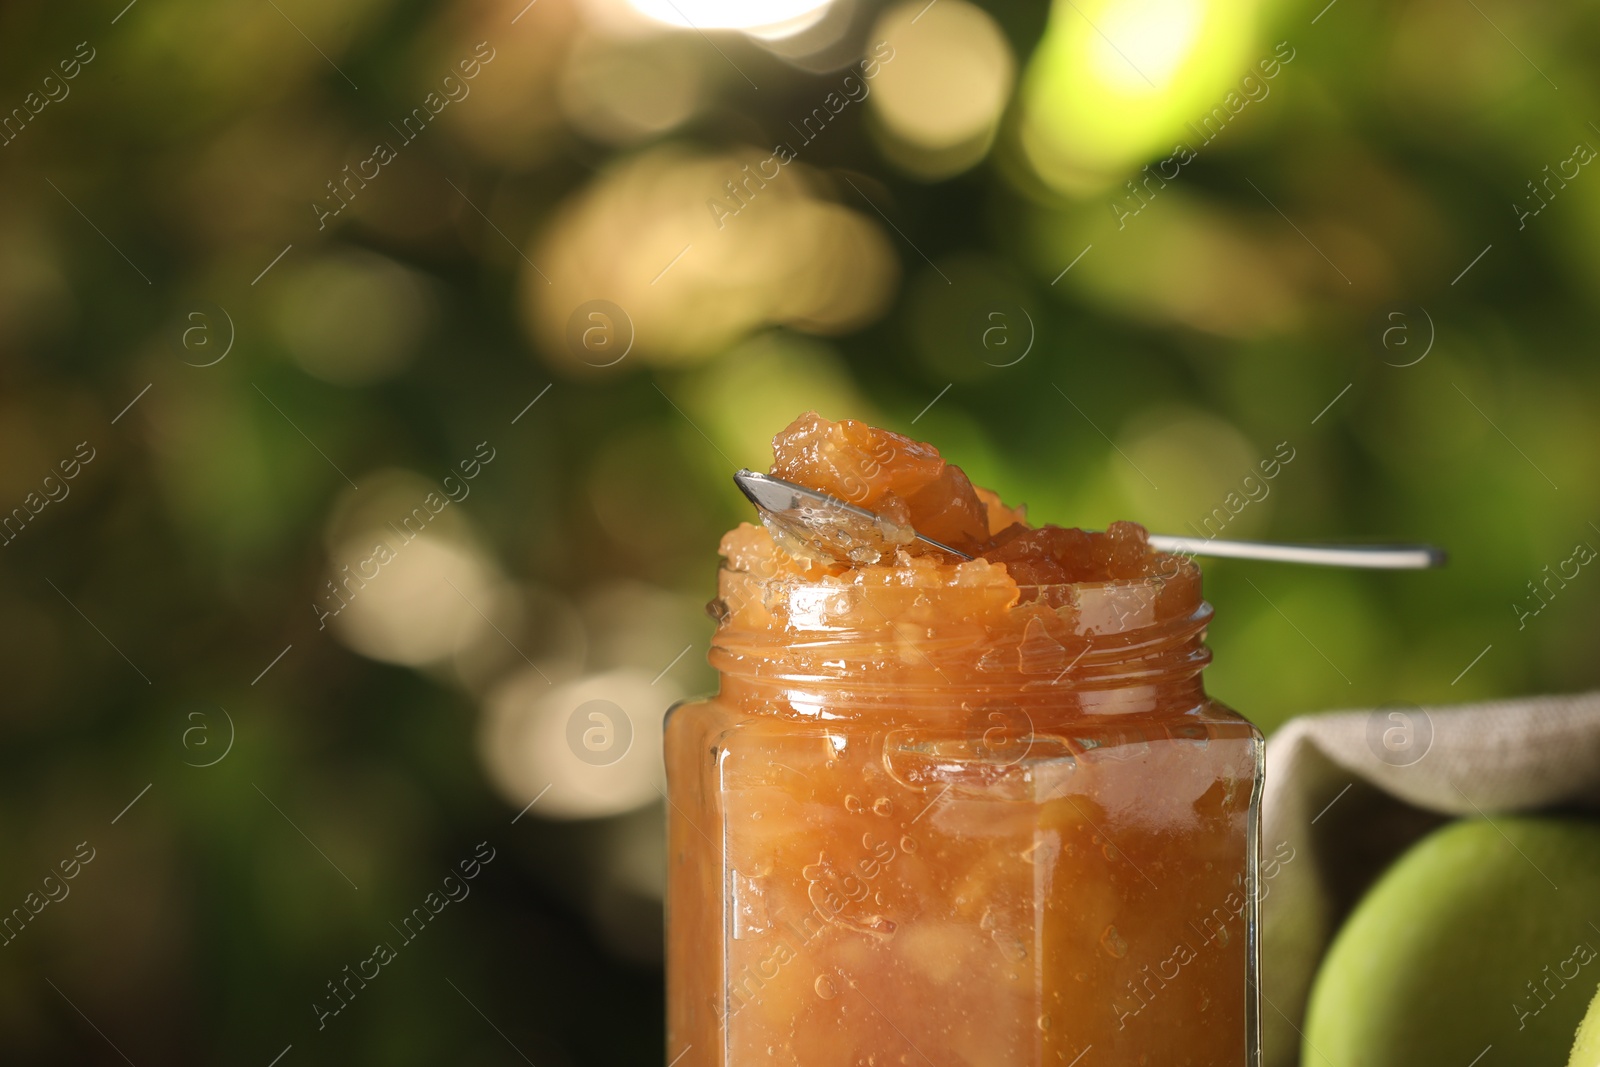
[1260, 689, 1600, 1067]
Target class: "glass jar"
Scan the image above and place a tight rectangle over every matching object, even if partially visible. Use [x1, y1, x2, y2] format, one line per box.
[665, 553, 1263, 1066]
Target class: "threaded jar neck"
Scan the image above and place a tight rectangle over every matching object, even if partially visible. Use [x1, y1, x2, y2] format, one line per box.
[708, 565, 1213, 720]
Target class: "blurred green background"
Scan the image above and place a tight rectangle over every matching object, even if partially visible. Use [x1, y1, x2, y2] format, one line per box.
[1, 0, 1596, 1061]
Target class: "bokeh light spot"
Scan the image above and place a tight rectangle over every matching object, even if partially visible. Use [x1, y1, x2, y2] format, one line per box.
[1017, 0, 1262, 193]
[273, 249, 437, 386]
[480, 668, 672, 821]
[868, 0, 1015, 178]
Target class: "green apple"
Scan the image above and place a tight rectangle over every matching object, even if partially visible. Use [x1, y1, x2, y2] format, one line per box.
[1570, 982, 1600, 1067]
[1304, 816, 1600, 1067]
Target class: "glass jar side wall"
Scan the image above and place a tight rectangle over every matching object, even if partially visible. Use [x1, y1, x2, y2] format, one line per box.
[665, 696, 1263, 1067]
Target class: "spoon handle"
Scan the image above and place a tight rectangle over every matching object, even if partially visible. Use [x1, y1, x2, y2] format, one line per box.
[1147, 535, 1445, 569]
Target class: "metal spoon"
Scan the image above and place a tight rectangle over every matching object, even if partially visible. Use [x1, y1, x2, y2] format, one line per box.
[734, 469, 1446, 569]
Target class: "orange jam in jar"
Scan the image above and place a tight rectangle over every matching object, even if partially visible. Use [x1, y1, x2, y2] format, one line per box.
[666, 415, 1263, 1066]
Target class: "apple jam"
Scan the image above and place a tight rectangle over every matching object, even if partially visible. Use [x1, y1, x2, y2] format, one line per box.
[666, 415, 1263, 1066]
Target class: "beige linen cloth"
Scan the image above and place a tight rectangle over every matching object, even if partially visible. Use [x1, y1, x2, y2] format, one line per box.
[1261, 689, 1600, 1067]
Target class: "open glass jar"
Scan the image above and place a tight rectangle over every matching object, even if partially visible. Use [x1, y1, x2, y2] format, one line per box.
[666, 548, 1263, 1066]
